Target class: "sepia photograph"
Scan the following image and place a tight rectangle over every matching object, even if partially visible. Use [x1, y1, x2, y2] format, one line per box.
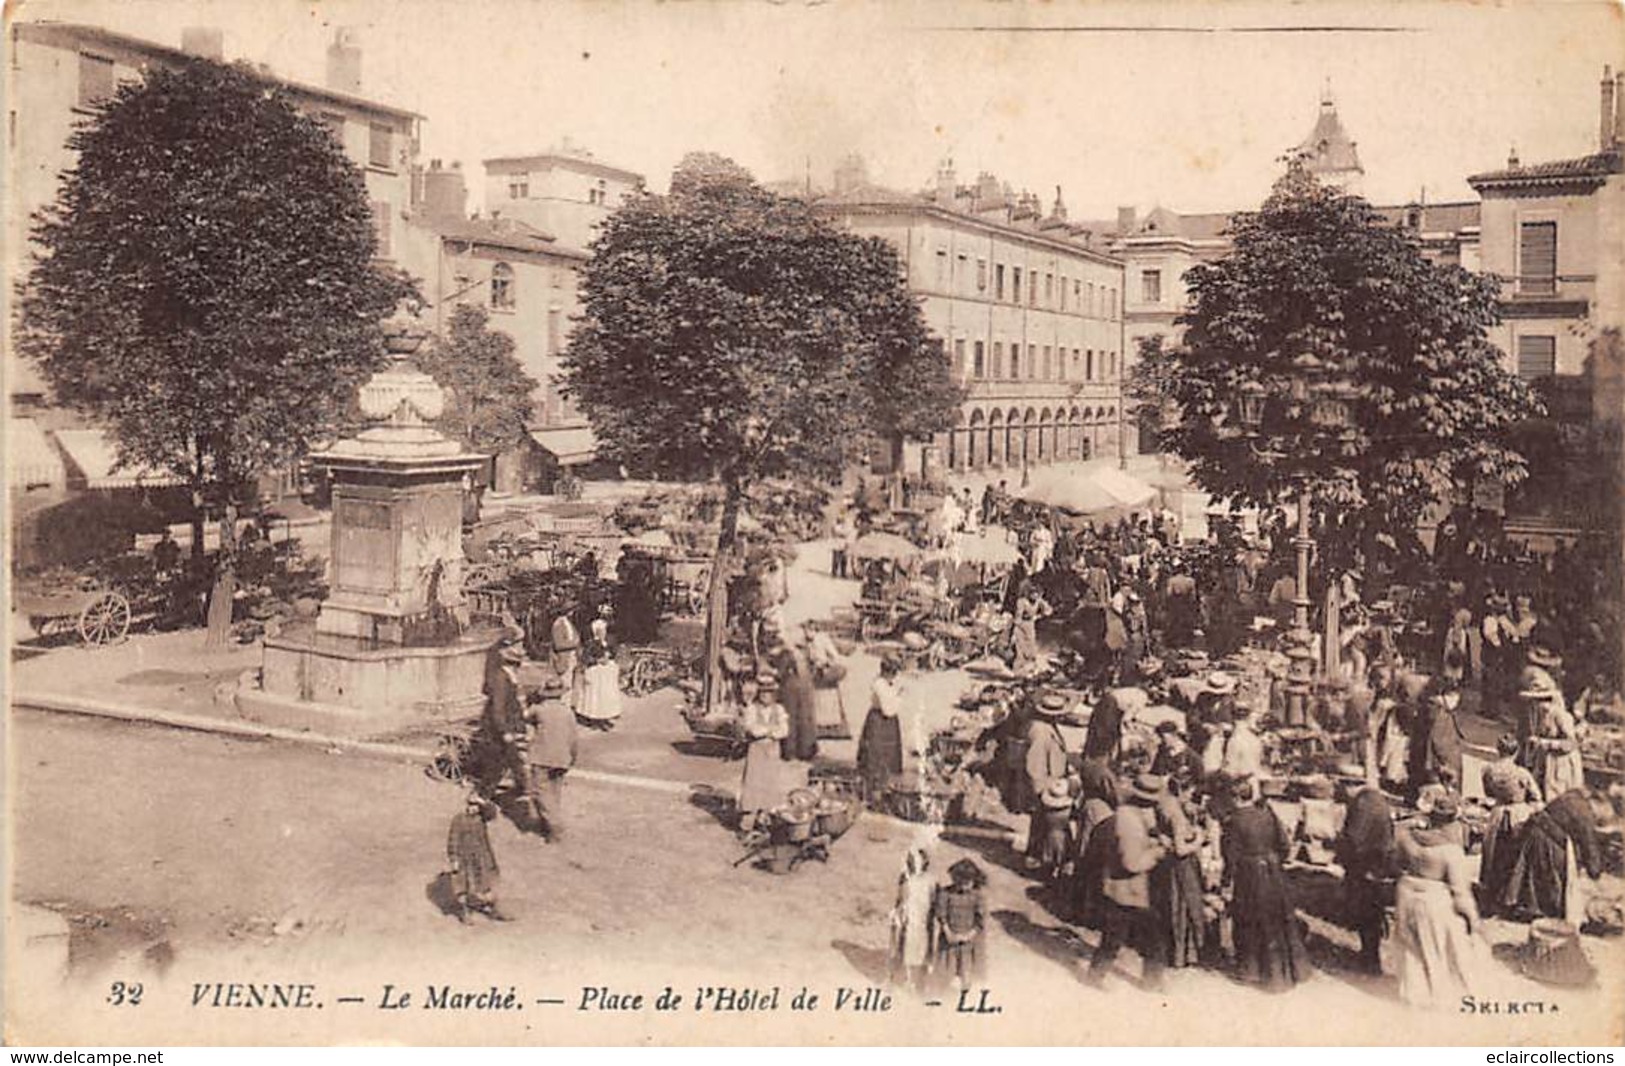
[4, 0, 1624, 1048]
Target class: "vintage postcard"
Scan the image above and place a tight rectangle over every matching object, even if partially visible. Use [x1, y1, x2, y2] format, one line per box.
[5, 0, 1624, 1047]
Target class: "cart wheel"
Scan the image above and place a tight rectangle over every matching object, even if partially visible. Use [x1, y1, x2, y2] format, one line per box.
[78, 591, 131, 645]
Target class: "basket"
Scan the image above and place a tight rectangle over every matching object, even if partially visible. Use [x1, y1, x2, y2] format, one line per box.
[814, 801, 858, 840]
[1519, 918, 1597, 987]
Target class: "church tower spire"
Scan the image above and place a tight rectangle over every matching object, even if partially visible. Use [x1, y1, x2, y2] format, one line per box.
[1296, 86, 1364, 193]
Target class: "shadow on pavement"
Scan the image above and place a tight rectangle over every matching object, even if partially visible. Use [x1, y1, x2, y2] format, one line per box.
[831, 938, 893, 985]
[992, 909, 1094, 983]
[688, 783, 738, 830]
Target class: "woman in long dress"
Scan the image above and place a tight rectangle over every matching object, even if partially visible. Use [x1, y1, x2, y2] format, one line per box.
[1152, 785, 1207, 969]
[737, 674, 791, 831]
[889, 847, 935, 989]
[1502, 788, 1605, 924]
[1478, 733, 1542, 913]
[1391, 795, 1491, 1009]
[577, 617, 624, 729]
[1222, 779, 1310, 991]
[858, 657, 906, 805]
[1520, 672, 1585, 802]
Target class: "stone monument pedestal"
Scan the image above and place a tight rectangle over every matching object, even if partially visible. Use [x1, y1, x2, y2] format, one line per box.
[238, 311, 496, 739]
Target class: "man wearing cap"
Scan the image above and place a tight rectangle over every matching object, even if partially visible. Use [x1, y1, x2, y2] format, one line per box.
[1022, 694, 1071, 870]
[527, 675, 578, 841]
[479, 636, 535, 809]
[1088, 773, 1170, 989]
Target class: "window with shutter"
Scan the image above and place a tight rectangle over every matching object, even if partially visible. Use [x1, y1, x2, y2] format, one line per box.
[1519, 222, 1557, 296]
[1516, 336, 1556, 381]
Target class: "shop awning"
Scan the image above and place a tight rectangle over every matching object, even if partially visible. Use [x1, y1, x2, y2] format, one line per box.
[55, 428, 183, 489]
[1021, 466, 1159, 516]
[528, 425, 599, 467]
[8, 418, 66, 490]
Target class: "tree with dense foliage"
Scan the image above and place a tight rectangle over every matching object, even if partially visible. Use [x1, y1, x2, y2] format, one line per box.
[15, 58, 413, 645]
[416, 304, 539, 455]
[1130, 159, 1541, 565]
[563, 151, 962, 704]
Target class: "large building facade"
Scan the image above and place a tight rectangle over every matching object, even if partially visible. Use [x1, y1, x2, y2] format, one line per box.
[7, 23, 421, 293]
[820, 162, 1128, 477]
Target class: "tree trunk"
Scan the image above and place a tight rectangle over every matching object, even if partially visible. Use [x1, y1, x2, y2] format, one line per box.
[701, 477, 743, 714]
[203, 499, 238, 648]
[189, 488, 206, 561]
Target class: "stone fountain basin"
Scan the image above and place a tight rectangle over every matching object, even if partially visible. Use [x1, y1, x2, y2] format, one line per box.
[238, 620, 502, 739]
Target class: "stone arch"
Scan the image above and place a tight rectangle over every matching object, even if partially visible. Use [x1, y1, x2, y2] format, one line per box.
[968, 408, 986, 468]
[986, 408, 1002, 467]
[1068, 405, 1082, 460]
[1005, 407, 1021, 468]
[1037, 407, 1052, 461]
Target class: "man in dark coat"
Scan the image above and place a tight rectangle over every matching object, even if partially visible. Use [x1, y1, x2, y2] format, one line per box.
[1334, 784, 1395, 973]
[1222, 778, 1311, 990]
[766, 627, 819, 762]
[527, 675, 579, 841]
[447, 794, 511, 923]
[1502, 788, 1605, 919]
[1408, 675, 1466, 803]
[480, 637, 537, 821]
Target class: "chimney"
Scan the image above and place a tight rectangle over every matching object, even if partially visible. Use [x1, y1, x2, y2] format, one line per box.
[1507, 146, 1521, 169]
[326, 28, 362, 95]
[1116, 206, 1136, 234]
[1051, 185, 1068, 221]
[935, 158, 956, 205]
[420, 159, 469, 223]
[180, 26, 223, 61]
[1616, 71, 1624, 150]
[1603, 66, 1617, 151]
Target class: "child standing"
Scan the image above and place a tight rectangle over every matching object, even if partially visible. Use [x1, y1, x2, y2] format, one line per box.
[934, 858, 989, 988]
[889, 847, 935, 990]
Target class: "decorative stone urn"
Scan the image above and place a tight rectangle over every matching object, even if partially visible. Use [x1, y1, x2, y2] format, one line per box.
[238, 310, 500, 738]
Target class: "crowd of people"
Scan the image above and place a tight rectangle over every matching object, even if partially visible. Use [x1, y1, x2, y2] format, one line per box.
[844, 477, 1622, 1002]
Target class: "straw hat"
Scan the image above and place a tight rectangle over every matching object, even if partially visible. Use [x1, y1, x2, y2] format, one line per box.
[1205, 672, 1238, 696]
[1129, 773, 1168, 803]
[756, 670, 780, 690]
[1037, 693, 1069, 716]
[1526, 645, 1564, 670]
[1042, 779, 1075, 809]
[1520, 668, 1561, 700]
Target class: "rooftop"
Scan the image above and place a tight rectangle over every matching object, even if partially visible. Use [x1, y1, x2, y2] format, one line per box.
[1296, 96, 1363, 177]
[13, 21, 424, 120]
[1468, 151, 1623, 192]
[429, 216, 589, 259]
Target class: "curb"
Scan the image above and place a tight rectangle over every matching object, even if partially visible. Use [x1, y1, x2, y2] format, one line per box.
[11, 690, 1017, 839]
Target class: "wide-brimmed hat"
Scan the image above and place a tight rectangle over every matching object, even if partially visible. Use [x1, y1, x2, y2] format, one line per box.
[1129, 773, 1167, 803]
[1205, 672, 1238, 695]
[756, 670, 780, 689]
[1042, 779, 1074, 809]
[1037, 693, 1068, 716]
[1519, 668, 1561, 700]
[1154, 719, 1183, 736]
[539, 674, 566, 695]
[1527, 645, 1563, 670]
[1300, 775, 1335, 801]
[1426, 792, 1461, 823]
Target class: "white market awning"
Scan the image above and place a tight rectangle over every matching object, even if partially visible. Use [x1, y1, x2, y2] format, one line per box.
[528, 424, 599, 467]
[8, 418, 66, 490]
[55, 428, 183, 490]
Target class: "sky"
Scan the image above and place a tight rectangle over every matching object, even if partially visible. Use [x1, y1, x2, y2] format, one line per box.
[15, 0, 1625, 218]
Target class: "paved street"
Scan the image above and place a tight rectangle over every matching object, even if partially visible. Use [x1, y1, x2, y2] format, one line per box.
[13, 707, 1620, 1045]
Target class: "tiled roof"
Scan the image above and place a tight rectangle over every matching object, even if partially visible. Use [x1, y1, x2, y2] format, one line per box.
[430, 217, 588, 259]
[1468, 151, 1623, 189]
[1373, 201, 1481, 232]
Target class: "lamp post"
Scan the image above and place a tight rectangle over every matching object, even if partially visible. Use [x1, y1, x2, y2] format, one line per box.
[1233, 350, 1360, 693]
